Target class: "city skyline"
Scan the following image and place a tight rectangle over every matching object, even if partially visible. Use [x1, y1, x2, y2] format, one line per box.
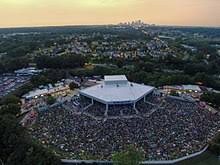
[0, 0, 220, 28]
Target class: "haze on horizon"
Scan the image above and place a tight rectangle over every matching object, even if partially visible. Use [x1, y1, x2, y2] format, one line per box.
[0, 0, 220, 28]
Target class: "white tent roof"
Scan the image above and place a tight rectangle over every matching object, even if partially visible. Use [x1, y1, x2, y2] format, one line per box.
[23, 89, 48, 99]
[80, 76, 154, 104]
[182, 85, 201, 92]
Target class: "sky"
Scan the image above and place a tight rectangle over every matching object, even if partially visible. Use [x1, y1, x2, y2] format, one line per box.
[0, 0, 220, 28]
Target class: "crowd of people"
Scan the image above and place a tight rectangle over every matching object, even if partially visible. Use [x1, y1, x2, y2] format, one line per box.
[108, 104, 135, 116]
[136, 100, 157, 116]
[85, 102, 106, 117]
[65, 95, 161, 118]
[29, 94, 220, 161]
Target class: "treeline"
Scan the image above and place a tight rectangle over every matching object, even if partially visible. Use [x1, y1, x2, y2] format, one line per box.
[86, 56, 220, 89]
[93, 55, 220, 75]
[3, 54, 220, 90]
[201, 92, 220, 108]
[0, 57, 31, 73]
[0, 33, 60, 57]
[35, 54, 86, 69]
[0, 95, 61, 165]
[0, 53, 87, 74]
[69, 64, 220, 89]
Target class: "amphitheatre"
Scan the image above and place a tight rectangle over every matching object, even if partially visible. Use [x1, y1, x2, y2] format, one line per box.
[29, 75, 220, 162]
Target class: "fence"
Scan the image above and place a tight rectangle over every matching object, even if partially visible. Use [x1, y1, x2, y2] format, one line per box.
[61, 146, 208, 165]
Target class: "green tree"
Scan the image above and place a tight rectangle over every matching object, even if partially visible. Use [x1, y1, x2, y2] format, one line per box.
[6, 140, 61, 165]
[0, 115, 25, 163]
[93, 66, 113, 76]
[35, 54, 86, 69]
[209, 133, 220, 155]
[12, 83, 34, 98]
[0, 95, 20, 105]
[0, 108, 61, 165]
[201, 92, 220, 107]
[31, 75, 51, 87]
[112, 145, 145, 165]
[115, 59, 124, 68]
[69, 82, 80, 90]
[0, 104, 20, 116]
[46, 96, 56, 105]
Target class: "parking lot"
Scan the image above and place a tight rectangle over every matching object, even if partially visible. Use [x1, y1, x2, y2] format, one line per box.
[0, 74, 31, 98]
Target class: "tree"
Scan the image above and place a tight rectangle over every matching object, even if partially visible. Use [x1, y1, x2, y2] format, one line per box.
[135, 61, 154, 73]
[69, 82, 80, 90]
[0, 104, 20, 116]
[31, 70, 66, 87]
[209, 133, 220, 155]
[31, 75, 51, 87]
[184, 63, 207, 76]
[112, 145, 145, 165]
[0, 115, 25, 163]
[93, 66, 113, 76]
[0, 95, 20, 105]
[0, 109, 61, 165]
[201, 92, 220, 107]
[46, 96, 56, 105]
[115, 59, 124, 68]
[35, 54, 86, 69]
[12, 83, 34, 98]
[6, 140, 61, 165]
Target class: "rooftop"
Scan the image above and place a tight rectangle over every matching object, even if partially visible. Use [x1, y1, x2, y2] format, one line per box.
[182, 85, 201, 92]
[104, 75, 128, 86]
[104, 75, 127, 82]
[80, 75, 155, 104]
